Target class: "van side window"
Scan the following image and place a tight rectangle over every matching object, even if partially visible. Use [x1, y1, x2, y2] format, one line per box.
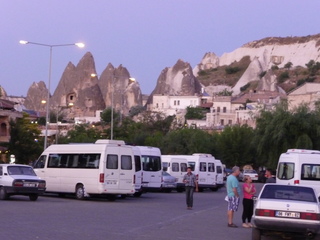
[0, 166, 2, 175]
[208, 162, 215, 172]
[107, 154, 118, 169]
[216, 166, 222, 174]
[162, 162, 168, 171]
[277, 162, 294, 180]
[301, 164, 320, 181]
[34, 155, 46, 169]
[134, 156, 141, 172]
[121, 155, 132, 170]
[200, 162, 207, 172]
[172, 163, 179, 172]
[188, 162, 195, 171]
[181, 163, 187, 172]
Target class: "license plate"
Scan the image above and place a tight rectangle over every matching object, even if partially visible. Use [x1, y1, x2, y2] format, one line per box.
[275, 211, 300, 218]
[24, 183, 37, 187]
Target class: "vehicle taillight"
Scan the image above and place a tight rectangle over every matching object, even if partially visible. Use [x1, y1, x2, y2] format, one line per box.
[99, 173, 104, 183]
[294, 180, 300, 184]
[196, 174, 199, 181]
[300, 212, 320, 220]
[38, 182, 46, 188]
[13, 181, 23, 187]
[255, 209, 275, 217]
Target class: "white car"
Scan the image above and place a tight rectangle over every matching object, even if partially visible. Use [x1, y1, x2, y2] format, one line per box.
[242, 169, 258, 182]
[0, 164, 46, 201]
[252, 184, 320, 240]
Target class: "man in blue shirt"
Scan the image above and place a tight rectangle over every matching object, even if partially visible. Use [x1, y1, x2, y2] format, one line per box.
[226, 166, 241, 227]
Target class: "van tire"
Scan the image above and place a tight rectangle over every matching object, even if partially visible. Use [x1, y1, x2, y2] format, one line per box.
[0, 187, 8, 200]
[29, 194, 38, 201]
[133, 192, 142, 197]
[75, 185, 85, 200]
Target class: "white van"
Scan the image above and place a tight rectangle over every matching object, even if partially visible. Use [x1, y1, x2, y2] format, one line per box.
[161, 155, 188, 192]
[276, 149, 320, 196]
[175, 153, 217, 191]
[215, 159, 224, 189]
[133, 146, 162, 191]
[33, 139, 135, 200]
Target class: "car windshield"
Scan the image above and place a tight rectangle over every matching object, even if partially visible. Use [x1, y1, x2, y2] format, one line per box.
[244, 170, 257, 174]
[260, 185, 317, 203]
[7, 166, 37, 176]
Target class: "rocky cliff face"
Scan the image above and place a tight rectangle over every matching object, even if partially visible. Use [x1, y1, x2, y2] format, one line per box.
[196, 34, 320, 95]
[24, 52, 143, 119]
[147, 59, 202, 104]
[24, 81, 48, 112]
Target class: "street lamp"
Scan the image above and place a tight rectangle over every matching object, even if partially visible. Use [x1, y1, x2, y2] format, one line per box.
[20, 40, 85, 149]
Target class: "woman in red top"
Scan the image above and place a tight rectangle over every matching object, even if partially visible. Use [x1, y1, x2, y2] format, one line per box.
[242, 175, 256, 228]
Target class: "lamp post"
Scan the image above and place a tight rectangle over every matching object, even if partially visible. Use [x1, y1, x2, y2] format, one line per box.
[19, 40, 85, 149]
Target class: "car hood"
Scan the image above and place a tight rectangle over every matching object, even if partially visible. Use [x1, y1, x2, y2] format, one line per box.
[255, 199, 320, 213]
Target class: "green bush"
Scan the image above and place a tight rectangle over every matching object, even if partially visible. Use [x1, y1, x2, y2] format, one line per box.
[278, 71, 289, 83]
[240, 83, 250, 92]
[225, 66, 240, 74]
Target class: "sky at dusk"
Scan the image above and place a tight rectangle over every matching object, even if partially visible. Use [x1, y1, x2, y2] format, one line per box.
[1, 0, 320, 97]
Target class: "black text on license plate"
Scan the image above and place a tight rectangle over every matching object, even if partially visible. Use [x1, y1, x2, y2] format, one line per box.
[275, 211, 300, 218]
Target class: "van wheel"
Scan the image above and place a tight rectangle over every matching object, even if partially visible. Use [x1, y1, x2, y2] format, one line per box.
[252, 227, 261, 240]
[0, 187, 8, 200]
[107, 195, 117, 201]
[29, 194, 38, 201]
[211, 187, 218, 192]
[177, 188, 184, 193]
[75, 185, 85, 200]
[133, 192, 142, 197]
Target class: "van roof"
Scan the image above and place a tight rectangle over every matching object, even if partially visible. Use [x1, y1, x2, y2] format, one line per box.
[286, 149, 320, 154]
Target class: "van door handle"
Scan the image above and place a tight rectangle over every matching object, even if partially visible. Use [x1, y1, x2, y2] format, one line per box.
[151, 175, 155, 177]
[120, 173, 125, 175]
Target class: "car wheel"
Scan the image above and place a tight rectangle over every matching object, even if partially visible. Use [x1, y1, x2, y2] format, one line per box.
[252, 227, 261, 240]
[29, 194, 38, 201]
[0, 187, 8, 200]
[75, 184, 85, 200]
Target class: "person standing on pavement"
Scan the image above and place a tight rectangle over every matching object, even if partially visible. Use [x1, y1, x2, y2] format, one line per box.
[241, 175, 256, 228]
[183, 167, 198, 210]
[265, 169, 276, 183]
[226, 166, 241, 228]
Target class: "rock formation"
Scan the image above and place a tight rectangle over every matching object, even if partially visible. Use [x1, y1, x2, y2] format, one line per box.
[50, 52, 105, 119]
[24, 81, 48, 112]
[196, 34, 320, 96]
[98, 63, 142, 116]
[147, 59, 203, 104]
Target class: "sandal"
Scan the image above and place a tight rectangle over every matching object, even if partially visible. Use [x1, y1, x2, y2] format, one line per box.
[228, 223, 238, 228]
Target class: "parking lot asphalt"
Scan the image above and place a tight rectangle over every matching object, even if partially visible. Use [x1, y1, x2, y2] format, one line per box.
[0, 182, 307, 240]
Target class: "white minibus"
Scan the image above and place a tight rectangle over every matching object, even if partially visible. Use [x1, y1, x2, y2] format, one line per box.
[133, 146, 162, 191]
[175, 153, 217, 191]
[215, 159, 224, 189]
[33, 140, 135, 200]
[162, 155, 188, 192]
[276, 149, 320, 196]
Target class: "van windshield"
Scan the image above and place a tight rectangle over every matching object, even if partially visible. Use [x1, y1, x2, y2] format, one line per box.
[277, 162, 294, 180]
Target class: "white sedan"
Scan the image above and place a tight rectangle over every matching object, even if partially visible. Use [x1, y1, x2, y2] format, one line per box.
[252, 184, 320, 240]
[242, 169, 259, 182]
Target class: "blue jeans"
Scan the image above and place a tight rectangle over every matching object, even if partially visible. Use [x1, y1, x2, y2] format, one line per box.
[185, 186, 195, 207]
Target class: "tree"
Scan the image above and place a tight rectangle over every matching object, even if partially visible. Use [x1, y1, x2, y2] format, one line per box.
[185, 107, 206, 120]
[100, 107, 120, 124]
[8, 113, 43, 164]
[215, 125, 256, 168]
[59, 124, 101, 143]
[284, 62, 293, 69]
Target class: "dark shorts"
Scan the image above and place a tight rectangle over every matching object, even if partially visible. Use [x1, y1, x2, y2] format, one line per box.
[228, 196, 240, 211]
